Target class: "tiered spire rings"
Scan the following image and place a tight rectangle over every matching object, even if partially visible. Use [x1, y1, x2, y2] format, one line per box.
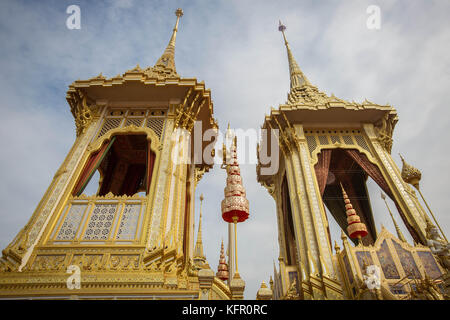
[221, 131, 249, 279]
[399, 154, 448, 242]
[340, 183, 368, 242]
[216, 240, 229, 281]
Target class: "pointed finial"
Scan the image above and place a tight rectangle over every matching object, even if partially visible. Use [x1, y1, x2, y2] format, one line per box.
[334, 240, 341, 253]
[193, 193, 207, 267]
[399, 153, 422, 189]
[278, 20, 311, 91]
[278, 20, 287, 44]
[175, 8, 184, 17]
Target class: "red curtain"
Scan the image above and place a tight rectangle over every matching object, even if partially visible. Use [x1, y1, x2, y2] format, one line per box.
[344, 149, 421, 243]
[146, 140, 156, 194]
[120, 164, 145, 196]
[73, 137, 116, 196]
[345, 150, 392, 197]
[314, 149, 332, 196]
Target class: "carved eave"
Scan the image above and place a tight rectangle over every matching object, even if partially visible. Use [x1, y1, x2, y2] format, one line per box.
[265, 100, 398, 126]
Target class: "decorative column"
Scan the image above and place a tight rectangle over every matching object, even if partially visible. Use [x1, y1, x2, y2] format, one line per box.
[271, 118, 342, 299]
[198, 267, 214, 300]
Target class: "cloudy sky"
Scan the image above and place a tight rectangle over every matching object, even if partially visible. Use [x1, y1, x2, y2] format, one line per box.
[0, 0, 449, 299]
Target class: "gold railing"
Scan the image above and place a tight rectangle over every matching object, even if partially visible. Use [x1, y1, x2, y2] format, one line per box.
[48, 193, 147, 245]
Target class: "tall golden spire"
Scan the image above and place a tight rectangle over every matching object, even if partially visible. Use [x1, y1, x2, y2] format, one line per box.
[277, 21, 329, 105]
[193, 193, 207, 267]
[278, 21, 311, 90]
[148, 8, 183, 77]
[381, 192, 407, 242]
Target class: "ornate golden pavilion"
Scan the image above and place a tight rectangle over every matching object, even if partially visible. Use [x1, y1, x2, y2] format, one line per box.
[0, 8, 240, 300]
[0, 9, 449, 300]
[256, 21, 449, 300]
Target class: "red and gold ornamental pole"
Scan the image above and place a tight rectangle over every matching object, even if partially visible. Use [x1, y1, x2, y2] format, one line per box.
[221, 135, 249, 279]
[340, 183, 368, 243]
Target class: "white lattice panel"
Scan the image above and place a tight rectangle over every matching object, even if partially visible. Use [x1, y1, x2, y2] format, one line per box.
[146, 117, 165, 138]
[97, 118, 122, 139]
[124, 117, 144, 127]
[55, 204, 87, 240]
[304, 129, 372, 156]
[116, 204, 141, 240]
[83, 204, 117, 240]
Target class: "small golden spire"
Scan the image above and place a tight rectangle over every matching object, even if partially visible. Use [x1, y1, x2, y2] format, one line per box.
[341, 229, 348, 241]
[334, 240, 341, 253]
[381, 192, 407, 242]
[193, 193, 207, 267]
[256, 281, 273, 300]
[216, 239, 229, 281]
[399, 153, 421, 189]
[399, 154, 448, 242]
[152, 8, 183, 75]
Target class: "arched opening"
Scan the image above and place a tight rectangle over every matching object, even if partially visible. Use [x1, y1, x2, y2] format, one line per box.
[73, 134, 156, 197]
[314, 148, 419, 245]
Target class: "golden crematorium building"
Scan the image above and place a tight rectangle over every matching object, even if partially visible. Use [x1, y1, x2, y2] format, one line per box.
[0, 9, 449, 300]
[0, 9, 242, 300]
[256, 21, 450, 300]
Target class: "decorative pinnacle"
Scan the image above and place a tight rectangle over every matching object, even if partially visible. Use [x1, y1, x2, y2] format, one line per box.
[277, 19, 311, 91]
[216, 239, 229, 281]
[340, 183, 368, 241]
[175, 8, 184, 17]
[278, 20, 288, 46]
[399, 153, 422, 189]
[152, 8, 184, 75]
[193, 193, 206, 265]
